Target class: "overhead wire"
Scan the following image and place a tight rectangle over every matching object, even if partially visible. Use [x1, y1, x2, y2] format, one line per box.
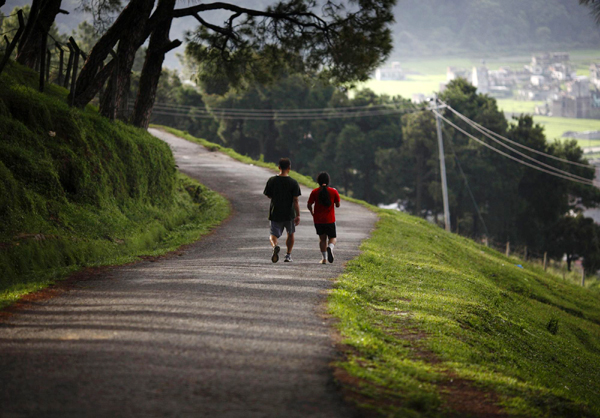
[435, 106, 593, 182]
[441, 101, 592, 168]
[146, 100, 399, 113]
[432, 109, 596, 186]
[149, 106, 423, 120]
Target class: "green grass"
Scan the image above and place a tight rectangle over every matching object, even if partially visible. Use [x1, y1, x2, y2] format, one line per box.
[496, 99, 545, 115]
[0, 58, 230, 309]
[330, 209, 600, 417]
[153, 125, 600, 417]
[533, 116, 600, 144]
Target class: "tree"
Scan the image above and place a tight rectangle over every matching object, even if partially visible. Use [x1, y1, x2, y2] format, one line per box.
[580, 0, 600, 23]
[549, 215, 600, 272]
[16, 0, 66, 69]
[72, 0, 395, 127]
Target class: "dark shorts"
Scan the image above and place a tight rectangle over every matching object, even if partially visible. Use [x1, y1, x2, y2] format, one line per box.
[270, 220, 295, 238]
[314, 223, 336, 239]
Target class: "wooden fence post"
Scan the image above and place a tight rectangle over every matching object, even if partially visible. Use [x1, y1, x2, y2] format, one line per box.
[581, 268, 585, 287]
[56, 43, 64, 85]
[45, 48, 51, 83]
[0, 10, 25, 75]
[505, 241, 510, 257]
[543, 252, 547, 271]
[64, 42, 74, 88]
[523, 246, 528, 261]
[68, 37, 80, 107]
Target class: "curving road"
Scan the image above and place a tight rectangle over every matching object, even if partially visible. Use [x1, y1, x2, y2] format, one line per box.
[0, 128, 377, 418]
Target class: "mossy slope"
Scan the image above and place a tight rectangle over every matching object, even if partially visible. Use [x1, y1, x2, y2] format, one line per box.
[0, 58, 229, 307]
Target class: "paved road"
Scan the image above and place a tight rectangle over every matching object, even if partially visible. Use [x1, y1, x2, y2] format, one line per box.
[0, 129, 377, 418]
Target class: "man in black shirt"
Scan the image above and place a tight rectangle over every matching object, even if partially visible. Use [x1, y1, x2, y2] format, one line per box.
[263, 158, 301, 263]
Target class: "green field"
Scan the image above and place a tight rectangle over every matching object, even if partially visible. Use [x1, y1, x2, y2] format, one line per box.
[356, 51, 600, 147]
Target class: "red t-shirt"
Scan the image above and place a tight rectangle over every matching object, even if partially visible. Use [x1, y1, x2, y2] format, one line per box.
[308, 187, 340, 224]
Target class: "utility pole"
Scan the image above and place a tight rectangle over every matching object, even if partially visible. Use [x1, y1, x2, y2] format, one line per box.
[433, 95, 451, 232]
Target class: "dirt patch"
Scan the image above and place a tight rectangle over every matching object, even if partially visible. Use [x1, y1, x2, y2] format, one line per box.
[331, 317, 509, 417]
[0, 266, 112, 322]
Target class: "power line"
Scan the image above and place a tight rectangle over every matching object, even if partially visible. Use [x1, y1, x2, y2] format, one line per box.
[437, 106, 593, 182]
[149, 106, 422, 120]
[146, 100, 403, 114]
[442, 102, 592, 169]
[432, 110, 596, 186]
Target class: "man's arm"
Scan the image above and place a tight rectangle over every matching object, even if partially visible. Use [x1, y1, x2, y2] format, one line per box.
[293, 196, 301, 226]
[307, 201, 314, 217]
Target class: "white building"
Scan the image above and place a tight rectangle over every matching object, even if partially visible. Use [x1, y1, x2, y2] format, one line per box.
[375, 62, 405, 81]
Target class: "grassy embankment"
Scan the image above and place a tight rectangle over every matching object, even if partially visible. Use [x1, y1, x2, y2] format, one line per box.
[0, 59, 229, 309]
[153, 127, 600, 417]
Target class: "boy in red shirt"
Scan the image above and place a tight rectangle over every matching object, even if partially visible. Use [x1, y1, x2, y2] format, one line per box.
[307, 172, 340, 264]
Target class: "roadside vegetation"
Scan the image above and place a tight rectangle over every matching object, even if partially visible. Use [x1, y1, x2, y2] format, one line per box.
[330, 208, 600, 417]
[0, 59, 229, 309]
[142, 127, 600, 416]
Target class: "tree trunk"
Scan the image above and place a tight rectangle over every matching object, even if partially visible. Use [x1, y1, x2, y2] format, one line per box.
[567, 254, 572, 272]
[132, 0, 178, 129]
[16, 0, 62, 69]
[72, 0, 154, 109]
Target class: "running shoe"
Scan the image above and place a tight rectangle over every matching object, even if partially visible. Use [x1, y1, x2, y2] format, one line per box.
[319, 259, 327, 264]
[272, 245, 280, 263]
[284, 254, 292, 262]
[327, 247, 334, 263]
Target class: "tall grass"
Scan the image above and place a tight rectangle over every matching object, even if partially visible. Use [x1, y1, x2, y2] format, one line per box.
[0, 57, 229, 308]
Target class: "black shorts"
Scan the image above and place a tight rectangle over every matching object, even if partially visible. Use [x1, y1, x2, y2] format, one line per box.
[314, 223, 336, 238]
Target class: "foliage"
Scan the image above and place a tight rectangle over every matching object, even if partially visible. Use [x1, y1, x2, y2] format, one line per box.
[150, 71, 600, 264]
[0, 58, 229, 308]
[330, 208, 600, 417]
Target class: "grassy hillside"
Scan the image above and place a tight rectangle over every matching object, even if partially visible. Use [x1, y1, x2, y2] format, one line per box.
[331, 209, 600, 417]
[0, 59, 229, 308]
[152, 127, 600, 416]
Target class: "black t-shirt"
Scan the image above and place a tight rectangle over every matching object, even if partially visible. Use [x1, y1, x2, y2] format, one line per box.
[263, 175, 301, 221]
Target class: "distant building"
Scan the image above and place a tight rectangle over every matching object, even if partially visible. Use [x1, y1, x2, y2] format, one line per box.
[472, 66, 489, 94]
[447, 66, 471, 82]
[562, 130, 600, 140]
[551, 78, 592, 119]
[412, 93, 426, 104]
[375, 62, 405, 81]
[590, 64, 600, 88]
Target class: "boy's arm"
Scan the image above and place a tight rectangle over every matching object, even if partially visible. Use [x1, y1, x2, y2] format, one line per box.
[293, 196, 301, 226]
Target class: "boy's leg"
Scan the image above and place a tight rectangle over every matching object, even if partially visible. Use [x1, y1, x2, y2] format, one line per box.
[270, 222, 282, 263]
[286, 232, 295, 254]
[270, 235, 278, 248]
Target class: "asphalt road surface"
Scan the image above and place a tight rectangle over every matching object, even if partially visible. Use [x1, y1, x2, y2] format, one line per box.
[0, 128, 377, 418]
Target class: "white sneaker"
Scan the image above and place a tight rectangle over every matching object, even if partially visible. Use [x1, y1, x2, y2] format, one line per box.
[284, 254, 292, 262]
[327, 247, 334, 263]
[319, 259, 327, 264]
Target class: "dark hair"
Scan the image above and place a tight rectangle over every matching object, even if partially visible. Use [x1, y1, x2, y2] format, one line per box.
[317, 172, 331, 207]
[279, 158, 291, 171]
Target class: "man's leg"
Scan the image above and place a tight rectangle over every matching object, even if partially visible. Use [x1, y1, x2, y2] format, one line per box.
[286, 232, 294, 255]
[270, 222, 282, 263]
